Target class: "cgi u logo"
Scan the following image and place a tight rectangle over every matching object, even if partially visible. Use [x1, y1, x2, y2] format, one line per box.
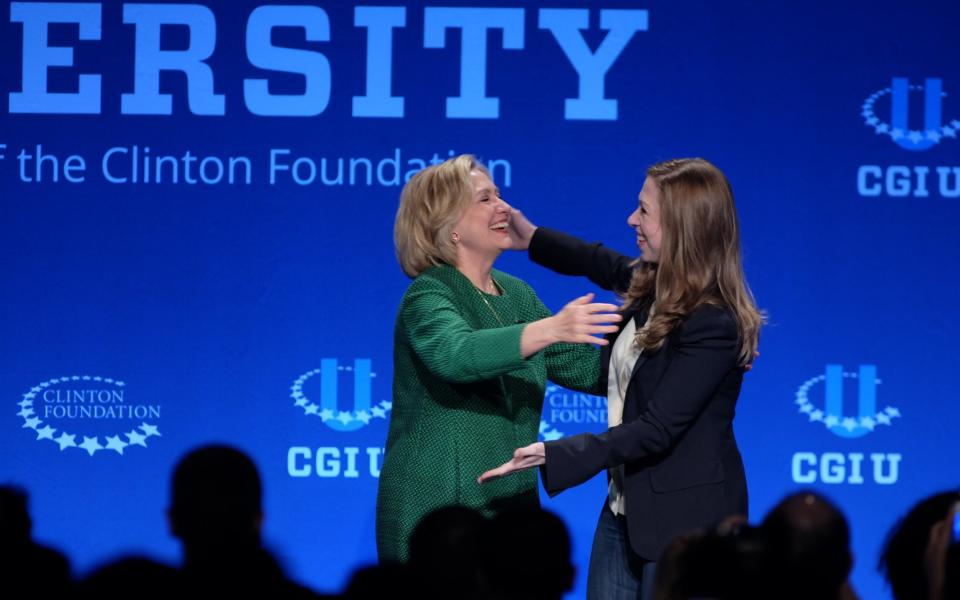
[795, 364, 900, 438]
[889, 78, 943, 151]
[290, 359, 391, 433]
[823, 364, 877, 439]
[317, 359, 371, 432]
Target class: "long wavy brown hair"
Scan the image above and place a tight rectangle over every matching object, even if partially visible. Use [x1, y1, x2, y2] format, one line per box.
[624, 158, 763, 365]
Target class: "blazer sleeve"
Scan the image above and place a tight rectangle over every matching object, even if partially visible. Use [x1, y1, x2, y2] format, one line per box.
[400, 283, 528, 383]
[540, 307, 740, 495]
[528, 227, 636, 294]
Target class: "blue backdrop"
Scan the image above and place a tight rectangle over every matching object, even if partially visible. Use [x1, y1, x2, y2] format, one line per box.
[2, 1, 958, 598]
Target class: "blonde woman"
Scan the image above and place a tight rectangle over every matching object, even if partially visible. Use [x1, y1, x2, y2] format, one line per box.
[481, 158, 764, 600]
[376, 155, 621, 562]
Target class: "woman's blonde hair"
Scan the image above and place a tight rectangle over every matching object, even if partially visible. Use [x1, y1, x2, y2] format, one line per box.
[625, 158, 763, 365]
[394, 154, 490, 277]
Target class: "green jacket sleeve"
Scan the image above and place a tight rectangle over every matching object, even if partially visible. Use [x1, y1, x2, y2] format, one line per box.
[526, 291, 603, 395]
[400, 284, 528, 383]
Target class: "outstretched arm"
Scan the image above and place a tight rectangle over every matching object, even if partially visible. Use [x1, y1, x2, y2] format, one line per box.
[480, 309, 739, 490]
[403, 284, 620, 384]
[509, 208, 636, 293]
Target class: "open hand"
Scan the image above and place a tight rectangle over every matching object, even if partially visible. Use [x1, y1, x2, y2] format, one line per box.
[507, 208, 537, 251]
[552, 293, 622, 346]
[478, 442, 546, 483]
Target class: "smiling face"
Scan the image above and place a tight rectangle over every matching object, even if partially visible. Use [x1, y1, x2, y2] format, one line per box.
[451, 170, 512, 263]
[627, 176, 663, 263]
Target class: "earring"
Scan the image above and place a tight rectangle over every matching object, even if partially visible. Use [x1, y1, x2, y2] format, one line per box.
[451, 232, 460, 243]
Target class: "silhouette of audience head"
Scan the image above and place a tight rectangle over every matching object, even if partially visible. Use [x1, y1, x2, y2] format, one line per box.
[652, 520, 769, 600]
[408, 505, 489, 598]
[167, 445, 327, 599]
[484, 507, 575, 600]
[343, 562, 418, 599]
[168, 444, 263, 550]
[0, 484, 72, 595]
[0, 485, 32, 545]
[78, 556, 177, 600]
[880, 490, 959, 600]
[761, 491, 852, 600]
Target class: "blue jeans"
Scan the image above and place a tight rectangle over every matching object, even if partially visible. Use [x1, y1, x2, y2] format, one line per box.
[586, 503, 657, 600]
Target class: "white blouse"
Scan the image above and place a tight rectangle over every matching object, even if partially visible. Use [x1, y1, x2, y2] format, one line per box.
[606, 315, 644, 516]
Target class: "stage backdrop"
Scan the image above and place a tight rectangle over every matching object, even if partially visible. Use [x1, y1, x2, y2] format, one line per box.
[2, 1, 958, 597]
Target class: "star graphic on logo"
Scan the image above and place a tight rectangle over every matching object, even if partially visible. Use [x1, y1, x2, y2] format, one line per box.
[885, 407, 901, 418]
[841, 417, 858, 431]
[54, 432, 77, 451]
[18, 398, 34, 408]
[860, 416, 876, 431]
[891, 128, 905, 140]
[35, 425, 56, 440]
[319, 408, 334, 420]
[22, 417, 41, 430]
[126, 430, 147, 447]
[542, 430, 563, 442]
[337, 411, 353, 425]
[907, 130, 924, 144]
[944, 126, 957, 138]
[371, 406, 386, 418]
[876, 413, 892, 425]
[952, 119, 960, 129]
[304, 404, 319, 415]
[799, 403, 813, 414]
[824, 415, 840, 428]
[105, 435, 128, 455]
[139, 423, 161, 437]
[382, 401, 393, 410]
[866, 116, 879, 126]
[293, 396, 308, 407]
[79, 436, 103, 456]
[16, 407, 35, 418]
[355, 410, 371, 424]
[809, 409, 824, 422]
[875, 123, 890, 134]
[926, 129, 942, 143]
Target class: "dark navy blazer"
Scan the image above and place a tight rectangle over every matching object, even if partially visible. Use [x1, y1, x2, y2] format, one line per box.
[531, 227, 748, 562]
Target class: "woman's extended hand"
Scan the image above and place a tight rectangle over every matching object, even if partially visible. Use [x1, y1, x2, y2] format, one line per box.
[519, 293, 621, 357]
[478, 442, 546, 483]
[551, 293, 622, 346]
[507, 208, 537, 251]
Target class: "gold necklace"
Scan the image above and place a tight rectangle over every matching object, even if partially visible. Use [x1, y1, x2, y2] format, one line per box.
[474, 277, 505, 326]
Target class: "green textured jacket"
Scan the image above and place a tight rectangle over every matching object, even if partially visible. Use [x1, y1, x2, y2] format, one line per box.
[375, 264, 600, 562]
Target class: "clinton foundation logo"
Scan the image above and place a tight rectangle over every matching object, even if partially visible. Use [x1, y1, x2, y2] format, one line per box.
[287, 359, 388, 479]
[18, 375, 162, 456]
[790, 364, 901, 486]
[857, 77, 960, 198]
[539, 384, 609, 441]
